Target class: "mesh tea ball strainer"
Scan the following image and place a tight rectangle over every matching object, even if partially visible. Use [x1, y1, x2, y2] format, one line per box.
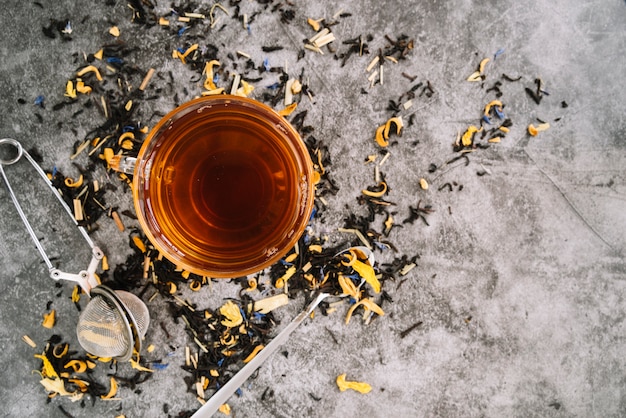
[0, 138, 149, 361]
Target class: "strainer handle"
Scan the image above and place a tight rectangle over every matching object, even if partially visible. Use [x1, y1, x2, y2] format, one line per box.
[0, 138, 102, 294]
[191, 292, 330, 417]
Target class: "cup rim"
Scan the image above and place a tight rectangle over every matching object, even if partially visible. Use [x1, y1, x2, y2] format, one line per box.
[132, 95, 315, 278]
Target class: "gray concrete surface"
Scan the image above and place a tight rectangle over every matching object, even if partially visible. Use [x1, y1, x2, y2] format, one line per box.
[1, 0, 625, 417]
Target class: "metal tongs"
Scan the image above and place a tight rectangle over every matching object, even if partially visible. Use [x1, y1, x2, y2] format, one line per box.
[0, 138, 103, 294]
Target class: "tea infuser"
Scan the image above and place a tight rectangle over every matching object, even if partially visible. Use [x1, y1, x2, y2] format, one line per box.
[0, 138, 149, 361]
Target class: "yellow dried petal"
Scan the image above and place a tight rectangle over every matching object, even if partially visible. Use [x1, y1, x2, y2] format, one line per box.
[311, 170, 321, 184]
[203, 60, 221, 90]
[190, 280, 202, 291]
[241, 278, 255, 293]
[419, 178, 429, 190]
[375, 124, 388, 147]
[42, 310, 56, 329]
[202, 88, 225, 96]
[484, 100, 503, 116]
[243, 344, 265, 363]
[75, 79, 92, 95]
[220, 301, 243, 328]
[102, 148, 115, 167]
[68, 378, 89, 393]
[361, 181, 387, 198]
[76, 65, 103, 81]
[167, 281, 177, 294]
[120, 139, 134, 150]
[527, 123, 550, 136]
[336, 374, 372, 394]
[284, 252, 298, 263]
[64, 360, 87, 374]
[52, 343, 69, 358]
[130, 358, 154, 372]
[235, 80, 254, 97]
[175, 43, 199, 64]
[275, 266, 297, 289]
[478, 57, 490, 73]
[383, 117, 403, 140]
[64, 80, 77, 99]
[499, 126, 510, 133]
[488, 137, 502, 143]
[466, 71, 482, 82]
[338, 274, 359, 300]
[133, 236, 147, 253]
[34, 353, 59, 379]
[94, 49, 104, 60]
[210, 369, 219, 377]
[351, 259, 380, 293]
[345, 298, 384, 324]
[291, 79, 302, 94]
[101, 376, 118, 399]
[109, 26, 120, 37]
[39, 377, 81, 399]
[218, 404, 231, 415]
[384, 213, 394, 233]
[278, 102, 298, 116]
[64, 175, 83, 188]
[308, 244, 323, 253]
[307, 17, 323, 32]
[461, 125, 482, 147]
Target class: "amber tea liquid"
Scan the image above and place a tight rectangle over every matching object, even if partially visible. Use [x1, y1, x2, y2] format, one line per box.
[134, 97, 313, 278]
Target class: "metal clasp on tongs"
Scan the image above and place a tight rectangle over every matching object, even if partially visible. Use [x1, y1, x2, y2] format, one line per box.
[0, 138, 103, 294]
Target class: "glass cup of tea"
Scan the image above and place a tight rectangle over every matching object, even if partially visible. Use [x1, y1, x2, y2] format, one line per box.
[112, 95, 315, 278]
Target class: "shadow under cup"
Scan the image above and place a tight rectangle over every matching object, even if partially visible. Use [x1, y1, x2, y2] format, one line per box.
[133, 96, 314, 278]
